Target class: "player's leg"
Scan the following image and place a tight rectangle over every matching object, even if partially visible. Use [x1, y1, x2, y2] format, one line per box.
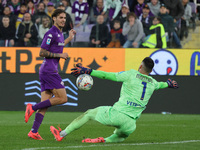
[49, 88, 68, 105]
[28, 90, 53, 140]
[95, 107, 136, 143]
[105, 119, 136, 143]
[50, 107, 99, 141]
[25, 73, 67, 123]
[25, 88, 67, 123]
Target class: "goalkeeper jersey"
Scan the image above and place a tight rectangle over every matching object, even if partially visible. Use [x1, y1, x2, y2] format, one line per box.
[91, 69, 168, 119]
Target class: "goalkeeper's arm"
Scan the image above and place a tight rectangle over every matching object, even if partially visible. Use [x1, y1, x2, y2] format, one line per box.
[156, 79, 179, 90]
[157, 82, 169, 90]
[91, 70, 118, 82]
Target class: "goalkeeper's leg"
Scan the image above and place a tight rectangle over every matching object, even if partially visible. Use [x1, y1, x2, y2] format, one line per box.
[105, 120, 136, 143]
[59, 108, 99, 137]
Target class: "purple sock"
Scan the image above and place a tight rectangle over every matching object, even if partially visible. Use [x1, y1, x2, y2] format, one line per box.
[32, 99, 51, 111]
[31, 113, 44, 133]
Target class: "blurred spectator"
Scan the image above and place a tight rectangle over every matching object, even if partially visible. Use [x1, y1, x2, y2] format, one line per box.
[15, 13, 38, 47]
[147, 0, 160, 16]
[134, 0, 145, 17]
[110, 4, 129, 29]
[110, 4, 130, 45]
[32, 0, 41, 6]
[142, 16, 167, 48]
[51, 0, 61, 8]
[158, 3, 182, 48]
[61, 0, 72, 17]
[15, 3, 27, 29]
[0, 16, 16, 47]
[27, 0, 35, 15]
[162, 0, 184, 25]
[57, 2, 73, 47]
[102, 0, 122, 20]
[180, 0, 191, 40]
[107, 20, 122, 48]
[90, 0, 105, 24]
[1, 6, 17, 25]
[8, 0, 21, 16]
[128, 0, 138, 12]
[138, 4, 154, 36]
[43, 0, 49, 13]
[122, 12, 144, 48]
[87, 0, 95, 9]
[33, 2, 50, 26]
[47, 2, 55, 17]
[0, 0, 4, 15]
[158, 4, 174, 46]
[71, 0, 89, 27]
[89, 15, 109, 47]
[38, 16, 50, 45]
[1, 0, 7, 7]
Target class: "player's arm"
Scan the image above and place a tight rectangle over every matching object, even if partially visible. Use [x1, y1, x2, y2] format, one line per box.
[71, 64, 118, 81]
[91, 70, 117, 81]
[64, 29, 76, 46]
[39, 48, 68, 59]
[156, 79, 178, 90]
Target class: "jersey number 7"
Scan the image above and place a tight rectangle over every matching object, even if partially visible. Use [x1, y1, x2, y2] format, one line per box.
[140, 82, 147, 100]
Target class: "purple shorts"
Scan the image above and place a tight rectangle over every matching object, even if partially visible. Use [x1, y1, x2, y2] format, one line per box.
[39, 73, 65, 92]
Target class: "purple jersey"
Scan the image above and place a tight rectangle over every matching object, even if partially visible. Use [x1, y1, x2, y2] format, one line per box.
[134, 3, 145, 17]
[40, 26, 65, 74]
[72, 0, 89, 22]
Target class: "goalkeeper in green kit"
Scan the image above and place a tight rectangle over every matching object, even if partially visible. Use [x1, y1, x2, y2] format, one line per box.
[50, 57, 178, 143]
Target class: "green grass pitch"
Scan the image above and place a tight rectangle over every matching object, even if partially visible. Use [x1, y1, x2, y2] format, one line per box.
[0, 111, 200, 150]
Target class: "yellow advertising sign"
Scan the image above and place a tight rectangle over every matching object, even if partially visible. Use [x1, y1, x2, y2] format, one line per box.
[1, 47, 199, 75]
[0, 47, 125, 73]
[125, 48, 200, 76]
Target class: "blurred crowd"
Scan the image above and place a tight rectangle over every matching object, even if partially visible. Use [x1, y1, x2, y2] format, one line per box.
[0, 0, 198, 48]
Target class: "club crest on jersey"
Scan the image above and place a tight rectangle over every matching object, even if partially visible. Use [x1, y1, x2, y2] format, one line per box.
[46, 38, 51, 45]
[58, 34, 60, 37]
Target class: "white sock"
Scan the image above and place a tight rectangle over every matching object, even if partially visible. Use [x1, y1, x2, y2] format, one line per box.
[60, 130, 67, 137]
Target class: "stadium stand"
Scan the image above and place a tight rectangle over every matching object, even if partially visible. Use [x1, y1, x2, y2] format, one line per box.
[0, 0, 199, 48]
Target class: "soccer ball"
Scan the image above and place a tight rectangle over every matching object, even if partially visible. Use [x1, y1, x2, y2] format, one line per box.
[76, 74, 93, 91]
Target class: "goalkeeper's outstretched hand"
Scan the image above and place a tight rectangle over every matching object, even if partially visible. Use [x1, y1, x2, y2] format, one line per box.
[71, 63, 92, 77]
[167, 79, 178, 89]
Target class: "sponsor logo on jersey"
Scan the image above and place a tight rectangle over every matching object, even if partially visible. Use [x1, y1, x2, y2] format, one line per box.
[46, 38, 51, 45]
[58, 42, 65, 46]
[127, 100, 142, 107]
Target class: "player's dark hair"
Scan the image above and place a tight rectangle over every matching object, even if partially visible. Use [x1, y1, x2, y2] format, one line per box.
[51, 9, 66, 24]
[142, 57, 154, 73]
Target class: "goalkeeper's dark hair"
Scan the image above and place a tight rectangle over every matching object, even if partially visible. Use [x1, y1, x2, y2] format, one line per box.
[51, 9, 66, 24]
[142, 57, 154, 73]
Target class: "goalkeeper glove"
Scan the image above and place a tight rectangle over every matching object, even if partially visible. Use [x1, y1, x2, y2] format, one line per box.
[167, 79, 178, 88]
[71, 63, 92, 77]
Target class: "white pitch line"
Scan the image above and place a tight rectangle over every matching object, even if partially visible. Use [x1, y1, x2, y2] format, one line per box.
[21, 140, 200, 150]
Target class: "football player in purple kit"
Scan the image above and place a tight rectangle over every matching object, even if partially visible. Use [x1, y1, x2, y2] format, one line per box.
[24, 9, 76, 140]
